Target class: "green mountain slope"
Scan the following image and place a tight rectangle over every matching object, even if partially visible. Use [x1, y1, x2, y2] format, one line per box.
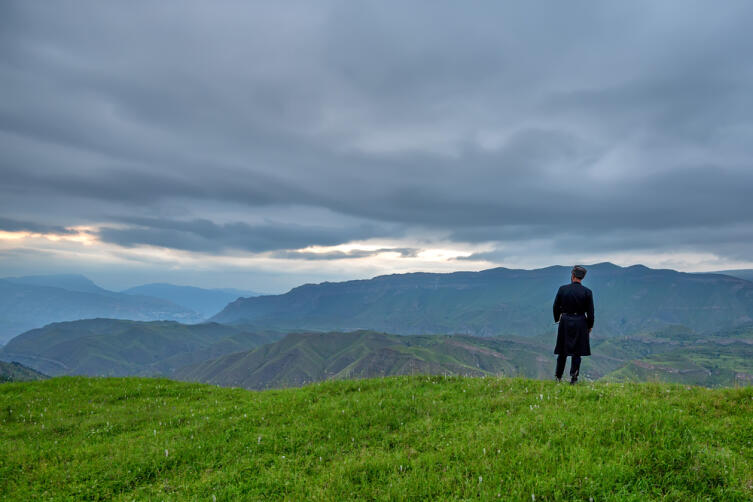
[122, 283, 259, 318]
[0, 278, 202, 344]
[176, 326, 753, 390]
[0, 319, 281, 377]
[2, 377, 752, 500]
[211, 263, 753, 337]
[173, 330, 640, 390]
[0, 361, 48, 382]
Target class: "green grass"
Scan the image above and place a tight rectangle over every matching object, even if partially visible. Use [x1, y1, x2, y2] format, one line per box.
[2, 377, 753, 501]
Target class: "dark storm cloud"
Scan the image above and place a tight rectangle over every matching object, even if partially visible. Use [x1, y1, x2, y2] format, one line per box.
[0, 217, 75, 235]
[2, 1, 753, 262]
[97, 217, 397, 253]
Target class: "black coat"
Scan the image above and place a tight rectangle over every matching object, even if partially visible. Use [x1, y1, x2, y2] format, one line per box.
[553, 282, 594, 356]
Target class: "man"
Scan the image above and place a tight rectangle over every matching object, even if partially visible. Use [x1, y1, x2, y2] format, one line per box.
[552, 265, 594, 384]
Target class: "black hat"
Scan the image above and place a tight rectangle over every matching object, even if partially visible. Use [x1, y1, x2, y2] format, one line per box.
[572, 265, 587, 279]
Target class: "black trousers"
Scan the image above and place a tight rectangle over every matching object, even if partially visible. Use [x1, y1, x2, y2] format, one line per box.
[555, 354, 581, 379]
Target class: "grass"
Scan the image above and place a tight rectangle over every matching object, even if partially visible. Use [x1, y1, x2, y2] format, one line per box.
[1, 376, 753, 501]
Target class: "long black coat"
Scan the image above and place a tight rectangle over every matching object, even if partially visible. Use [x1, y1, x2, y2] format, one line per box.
[553, 282, 594, 356]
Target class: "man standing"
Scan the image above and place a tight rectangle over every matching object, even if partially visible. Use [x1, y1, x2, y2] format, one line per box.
[552, 265, 594, 384]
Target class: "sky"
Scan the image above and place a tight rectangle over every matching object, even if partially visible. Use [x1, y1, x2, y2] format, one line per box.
[2, 1, 753, 293]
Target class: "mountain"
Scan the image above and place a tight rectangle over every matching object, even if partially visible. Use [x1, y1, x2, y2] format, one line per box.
[0, 361, 48, 382]
[0, 278, 202, 344]
[711, 269, 753, 282]
[171, 330, 633, 389]
[601, 323, 753, 386]
[175, 323, 753, 390]
[0, 318, 281, 377]
[174, 331, 538, 389]
[3, 273, 107, 293]
[211, 263, 753, 337]
[122, 283, 259, 318]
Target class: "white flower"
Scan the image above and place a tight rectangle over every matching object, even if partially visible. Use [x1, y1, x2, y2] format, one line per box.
[165, 449, 169, 457]
[478, 476, 482, 484]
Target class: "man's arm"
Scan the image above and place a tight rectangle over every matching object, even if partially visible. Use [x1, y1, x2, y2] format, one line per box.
[553, 288, 561, 323]
[586, 289, 595, 331]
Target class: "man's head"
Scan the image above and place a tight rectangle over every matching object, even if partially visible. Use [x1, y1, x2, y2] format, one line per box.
[571, 265, 587, 283]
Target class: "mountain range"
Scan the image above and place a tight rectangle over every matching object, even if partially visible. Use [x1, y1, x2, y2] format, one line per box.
[174, 323, 753, 389]
[0, 318, 281, 377]
[4, 263, 753, 388]
[212, 263, 753, 337]
[0, 276, 199, 344]
[712, 269, 753, 282]
[121, 283, 259, 318]
[0, 274, 261, 344]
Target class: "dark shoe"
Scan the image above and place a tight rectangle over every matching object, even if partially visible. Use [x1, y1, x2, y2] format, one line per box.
[555, 377, 561, 383]
[569, 378, 577, 385]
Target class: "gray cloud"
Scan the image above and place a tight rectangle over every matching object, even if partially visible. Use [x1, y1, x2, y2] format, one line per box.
[2, 0, 753, 273]
[97, 217, 398, 253]
[0, 217, 76, 235]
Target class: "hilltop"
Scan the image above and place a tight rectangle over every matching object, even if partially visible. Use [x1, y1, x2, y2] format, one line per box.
[1, 376, 751, 500]
[211, 263, 753, 337]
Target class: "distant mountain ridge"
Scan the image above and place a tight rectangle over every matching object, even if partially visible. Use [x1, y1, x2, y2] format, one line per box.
[711, 269, 753, 282]
[0, 277, 202, 344]
[3, 274, 106, 293]
[211, 263, 753, 337]
[121, 283, 259, 318]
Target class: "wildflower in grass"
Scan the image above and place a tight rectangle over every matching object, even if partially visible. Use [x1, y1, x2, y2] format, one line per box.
[165, 449, 169, 457]
[478, 476, 482, 484]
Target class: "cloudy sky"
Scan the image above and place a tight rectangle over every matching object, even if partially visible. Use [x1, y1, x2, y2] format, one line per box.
[2, 1, 753, 292]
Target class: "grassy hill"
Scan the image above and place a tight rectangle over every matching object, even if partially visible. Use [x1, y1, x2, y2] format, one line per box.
[211, 263, 753, 337]
[0, 319, 281, 377]
[1, 377, 752, 500]
[0, 361, 47, 383]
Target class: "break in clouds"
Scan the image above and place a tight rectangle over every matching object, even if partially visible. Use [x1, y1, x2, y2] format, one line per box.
[1, 1, 753, 290]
